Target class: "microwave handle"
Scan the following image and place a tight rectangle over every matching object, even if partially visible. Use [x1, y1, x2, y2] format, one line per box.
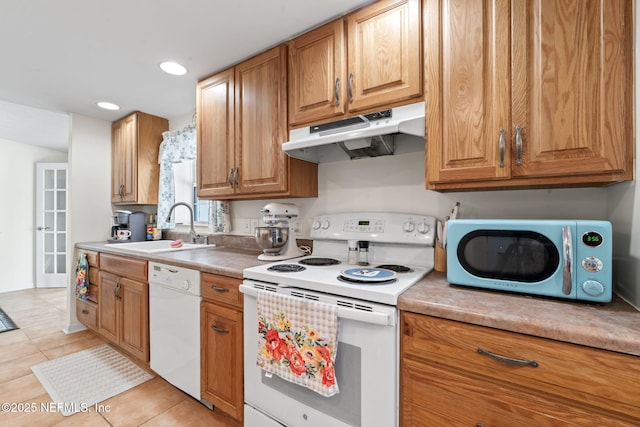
[562, 226, 573, 295]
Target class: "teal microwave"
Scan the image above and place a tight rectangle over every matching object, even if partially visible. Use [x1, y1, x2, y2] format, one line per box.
[446, 219, 612, 303]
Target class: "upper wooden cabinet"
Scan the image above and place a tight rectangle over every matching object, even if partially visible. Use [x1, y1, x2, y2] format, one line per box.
[111, 112, 168, 204]
[197, 68, 236, 198]
[425, 0, 634, 191]
[288, 0, 422, 126]
[197, 45, 318, 200]
[288, 20, 347, 125]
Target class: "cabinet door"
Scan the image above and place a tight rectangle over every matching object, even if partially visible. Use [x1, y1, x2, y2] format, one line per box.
[347, 0, 422, 112]
[119, 277, 149, 362]
[197, 68, 236, 198]
[235, 45, 288, 195]
[98, 271, 119, 344]
[201, 302, 243, 421]
[111, 114, 137, 203]
[288, 20, 346, 126]
[425, 0, 511, 185]
[511, 0, 633, 180]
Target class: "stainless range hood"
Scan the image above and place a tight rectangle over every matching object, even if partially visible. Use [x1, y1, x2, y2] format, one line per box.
[283, 101, 425, 163]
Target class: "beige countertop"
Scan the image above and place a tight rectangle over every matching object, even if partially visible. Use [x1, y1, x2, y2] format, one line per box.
[76, 242, 640, 357]
[399, 272, 640, 357]
[76, 241, 266, 279]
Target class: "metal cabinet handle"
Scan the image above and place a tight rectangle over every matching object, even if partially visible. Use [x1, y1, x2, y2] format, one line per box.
[477, 348, 539, 368]
[114, 281, 122, 300]
[210, 324, 229, 334]
[334, 77, 340, 106]
[37, 226, 51, 231]
[499, 129, 505, 168]
[81, 309, 89, 315]
[562, 226, 573, 295]
[348, 73, 354, 103]
[227, 168, 234, 188]
[210, 285, 229, 293]
[233, 167, 239, 188]
[515, 125, 523, 166]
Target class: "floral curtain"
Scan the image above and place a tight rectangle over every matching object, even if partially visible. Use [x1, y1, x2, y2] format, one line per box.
[157, 114, 231, 233]
[210, 200, 231, 233]
[157, 116, 197, 229]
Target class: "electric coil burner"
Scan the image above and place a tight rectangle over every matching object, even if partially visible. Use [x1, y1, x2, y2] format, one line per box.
[298, 257, 341, 266]
[267, 264, 306, 273]
[376, 264, 414, 273]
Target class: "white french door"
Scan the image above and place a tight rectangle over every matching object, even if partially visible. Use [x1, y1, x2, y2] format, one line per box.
[35, 162, 68, 287]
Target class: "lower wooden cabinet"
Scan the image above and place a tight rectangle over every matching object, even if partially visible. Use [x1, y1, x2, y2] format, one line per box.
[200, 273, 243, 422]
[87, 253, 150, 363]
[400, 312, 640, 426]
[98, 270, 149, 362]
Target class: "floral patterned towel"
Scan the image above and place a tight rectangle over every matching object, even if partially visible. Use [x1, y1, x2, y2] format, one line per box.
[75, 253, 89, 299]
[256, 290, 339, 397]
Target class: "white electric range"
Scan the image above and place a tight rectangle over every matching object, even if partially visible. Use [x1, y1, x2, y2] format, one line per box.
[241, 212, 436, 427]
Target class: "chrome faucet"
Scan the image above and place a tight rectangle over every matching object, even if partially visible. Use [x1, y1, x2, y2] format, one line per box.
[166, 202, 198, 243]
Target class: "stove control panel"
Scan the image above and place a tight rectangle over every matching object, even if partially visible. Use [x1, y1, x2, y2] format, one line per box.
[311, 212, 436, 245]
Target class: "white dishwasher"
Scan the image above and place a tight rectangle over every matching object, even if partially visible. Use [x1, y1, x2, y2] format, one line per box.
[148, 261, 201, 400]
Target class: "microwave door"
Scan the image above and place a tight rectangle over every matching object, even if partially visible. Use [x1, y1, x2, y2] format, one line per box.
[458, 230, 561, 283]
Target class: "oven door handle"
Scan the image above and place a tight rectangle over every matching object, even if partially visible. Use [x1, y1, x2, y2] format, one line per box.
[240, 284, 392, 326]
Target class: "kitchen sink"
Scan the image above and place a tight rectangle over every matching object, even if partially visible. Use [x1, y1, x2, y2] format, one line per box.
[104, 240, 214, 253]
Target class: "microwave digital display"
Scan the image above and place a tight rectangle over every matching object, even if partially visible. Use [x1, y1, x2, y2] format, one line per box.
[582, 231, 603, 247]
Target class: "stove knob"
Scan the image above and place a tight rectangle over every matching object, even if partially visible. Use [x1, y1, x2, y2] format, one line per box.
[312, 220, 322, 230]
[321, 220, 331, 230]
[417, 222, 430, 234]
[403, 220, 415, 232]
[183, 280, 191, 291]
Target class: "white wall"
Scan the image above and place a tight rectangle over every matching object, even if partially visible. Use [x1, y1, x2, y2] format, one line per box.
[0, 139, 67, 292]
[64, 114, 112, 333]
[233, 152, 609, 238]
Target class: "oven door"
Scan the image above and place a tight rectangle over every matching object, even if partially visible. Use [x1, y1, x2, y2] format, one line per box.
[240, 281, 399, 427]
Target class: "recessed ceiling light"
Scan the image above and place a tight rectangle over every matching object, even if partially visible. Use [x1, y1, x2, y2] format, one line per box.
[97, 101, 120, 111]
[160, 61, 187, 76]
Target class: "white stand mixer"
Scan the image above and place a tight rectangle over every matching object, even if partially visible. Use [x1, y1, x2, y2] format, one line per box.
[256, 202, 304, 261]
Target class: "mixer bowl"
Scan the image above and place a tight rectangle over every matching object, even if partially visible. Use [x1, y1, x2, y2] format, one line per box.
[255, 226, 289, 254]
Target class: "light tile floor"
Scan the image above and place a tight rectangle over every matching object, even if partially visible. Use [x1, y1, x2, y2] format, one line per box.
[0, 288, 241, 427]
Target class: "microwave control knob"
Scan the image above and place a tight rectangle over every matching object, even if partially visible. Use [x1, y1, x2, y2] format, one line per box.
[417, 221, 430, 234]
[312, 220, 322, 230]
[581, 257, 603, 273]
[321, 220, 330, 230]
[403, 220, 415, 232]
[582, 280, 605, 297]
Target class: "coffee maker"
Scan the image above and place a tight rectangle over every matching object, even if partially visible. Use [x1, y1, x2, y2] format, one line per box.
[110, 210, 147, 242]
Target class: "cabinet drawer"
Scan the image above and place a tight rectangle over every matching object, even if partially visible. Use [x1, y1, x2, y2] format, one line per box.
[76, 298, 98, 331]
[201, 273, 242, 308]
[402, 358, 637, 426]
[85, 250, 99, 267]
[100, 253, 147, 282]
[401, 313, 640, 420]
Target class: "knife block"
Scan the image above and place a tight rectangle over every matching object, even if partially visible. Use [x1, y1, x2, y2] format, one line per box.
[434, 238, 447, 272]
